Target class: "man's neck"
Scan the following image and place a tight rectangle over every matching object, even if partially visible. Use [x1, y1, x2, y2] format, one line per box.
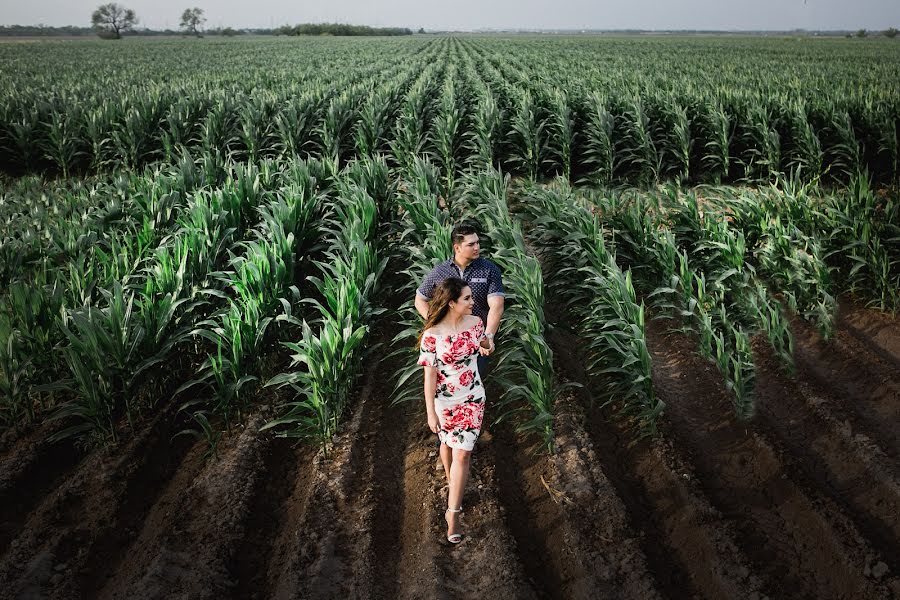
[453, 254, 472, 271]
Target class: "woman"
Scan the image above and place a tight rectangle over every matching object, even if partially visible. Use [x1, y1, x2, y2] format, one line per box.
[417, 277, 490, 544]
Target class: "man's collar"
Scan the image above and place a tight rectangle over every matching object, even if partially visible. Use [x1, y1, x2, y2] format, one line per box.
[449, 256, 480, 270]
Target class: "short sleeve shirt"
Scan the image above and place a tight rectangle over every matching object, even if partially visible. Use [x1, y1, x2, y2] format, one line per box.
[417, 257, 504, 324]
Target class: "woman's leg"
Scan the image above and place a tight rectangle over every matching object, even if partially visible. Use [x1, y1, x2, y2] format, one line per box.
[439, 441, 452, 485]
[446, 447, 471, 537]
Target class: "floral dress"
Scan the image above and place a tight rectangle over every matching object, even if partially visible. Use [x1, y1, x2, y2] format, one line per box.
[418, 320, 486, 451]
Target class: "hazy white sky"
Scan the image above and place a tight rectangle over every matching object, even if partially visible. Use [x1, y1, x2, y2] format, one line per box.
[1, 0, 898, 31]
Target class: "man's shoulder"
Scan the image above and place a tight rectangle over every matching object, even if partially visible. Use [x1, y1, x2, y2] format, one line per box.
[423, 258, 455, 278]
[431, 258, 455, 272]
[474, 257, 501, 273]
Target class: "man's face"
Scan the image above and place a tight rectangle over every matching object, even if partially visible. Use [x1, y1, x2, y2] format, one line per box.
[454, 234, 480, 261]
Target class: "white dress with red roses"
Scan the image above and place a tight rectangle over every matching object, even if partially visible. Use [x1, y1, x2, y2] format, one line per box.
[418, 320, 485, 451]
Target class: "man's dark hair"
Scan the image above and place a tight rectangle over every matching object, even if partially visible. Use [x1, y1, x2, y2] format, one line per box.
[451, 222, 479, 246]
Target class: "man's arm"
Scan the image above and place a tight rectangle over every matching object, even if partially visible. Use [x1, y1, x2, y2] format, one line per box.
[486, 295, 504, 337]
[485, 294, 505, 352]
[485, 262, 505, 345]
[415, 292, 430, 320]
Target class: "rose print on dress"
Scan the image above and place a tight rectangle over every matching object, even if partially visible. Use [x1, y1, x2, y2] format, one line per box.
[418, 320, 486, 451]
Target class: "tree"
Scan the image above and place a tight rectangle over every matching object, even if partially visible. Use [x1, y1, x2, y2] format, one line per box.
[884, 27, 898, 39]
[91, 3, 138, 39]
[856, 28, 868, 38]
[180, 8, 206, 37]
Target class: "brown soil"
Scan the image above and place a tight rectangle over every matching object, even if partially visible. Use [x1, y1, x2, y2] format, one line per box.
[1, 296, 898, 599]
[644, 318, 900, 600]
[791, 304, 900, 464]
[547, 324, 767, 600]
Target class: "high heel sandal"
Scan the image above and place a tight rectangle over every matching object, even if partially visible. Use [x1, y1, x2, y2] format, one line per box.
[445, 506, 463, 544]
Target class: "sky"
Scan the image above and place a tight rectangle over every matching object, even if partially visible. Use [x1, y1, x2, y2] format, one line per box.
[0, 0, 898, 31]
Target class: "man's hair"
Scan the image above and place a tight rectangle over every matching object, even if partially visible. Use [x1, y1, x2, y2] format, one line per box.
[451, 222, 479, 246]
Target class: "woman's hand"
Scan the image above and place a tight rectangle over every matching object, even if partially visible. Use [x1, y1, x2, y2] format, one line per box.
[427, 410, 440, 434]
[479, 336, 494, 356]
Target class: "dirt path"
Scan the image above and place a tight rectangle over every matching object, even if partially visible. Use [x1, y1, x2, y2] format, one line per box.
[753, 339, 900, 580]
[0, 405, 197, 600]
[838, 300, 900, 367]
[0, 423, 81, 556]
[792, 310, 900, 464]
[645, 320, 900, 600]
[547, 325, 767, 600]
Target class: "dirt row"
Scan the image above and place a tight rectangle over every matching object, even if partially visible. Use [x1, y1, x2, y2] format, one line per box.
[1, 298, 898, 599]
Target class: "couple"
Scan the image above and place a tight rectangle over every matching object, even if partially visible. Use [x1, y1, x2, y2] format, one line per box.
[415, 223, 505, 545]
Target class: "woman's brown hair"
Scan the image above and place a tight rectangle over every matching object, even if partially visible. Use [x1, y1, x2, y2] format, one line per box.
[417, 277, 470, 347]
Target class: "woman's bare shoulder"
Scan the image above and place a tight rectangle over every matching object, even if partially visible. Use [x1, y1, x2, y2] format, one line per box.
[466, 315, 483, 329]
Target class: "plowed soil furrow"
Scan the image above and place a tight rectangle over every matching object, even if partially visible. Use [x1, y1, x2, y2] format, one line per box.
[0, 407, 193, 600]
[426, 433, 538, 600]
[231, 437, 316, 600]
[0, 427, 80, 556]
[343, 353, 410, 600]
[753, 342, 900, 579]
[792, 316, 900, 463]
[646, 321, 900, 600]
[252, 437, 318, 599]
[395, 405, 449, 600]
[265, 366, 378, 599]
[839, 302, 900, 368]
[546, 326, 766, 600]
[96, 414, 266, 600]
[486, 422, 569, 599]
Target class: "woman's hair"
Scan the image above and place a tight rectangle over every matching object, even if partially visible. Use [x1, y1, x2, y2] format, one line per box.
[418, 277, 470, 347]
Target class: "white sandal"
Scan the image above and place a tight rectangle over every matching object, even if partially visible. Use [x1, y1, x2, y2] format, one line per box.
[445, 506, 463, 544]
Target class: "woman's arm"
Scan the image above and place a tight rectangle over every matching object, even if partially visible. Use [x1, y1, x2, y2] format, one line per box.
[424, 366, 440, 433]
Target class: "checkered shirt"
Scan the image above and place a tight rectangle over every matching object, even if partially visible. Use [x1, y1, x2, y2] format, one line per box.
[416, 257, 504, 324]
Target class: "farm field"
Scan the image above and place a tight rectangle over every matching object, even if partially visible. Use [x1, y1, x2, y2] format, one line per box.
[0, 35, 899, 599]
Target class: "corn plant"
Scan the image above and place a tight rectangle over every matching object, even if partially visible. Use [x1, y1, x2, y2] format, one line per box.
[264, 179, 385, 451]
[579, 92, 616, 186]
[546, 89, 576, 182]
[695, 99, 730, 184]
[0, 324, 34, 425]
[390, 158, 454, 406]
[176, 164, 321, 428]
[507, 90, 546, 182]
[463, 169, 563, 451]
[466, 81, 502, 172]
[615, 96, 658, 185]
[42, 108, 83, 178]
[48, 281, 150, 443]
[431, 64, 464, 198]
[526, 181, 662, 436]
[820, 171, 900, 311]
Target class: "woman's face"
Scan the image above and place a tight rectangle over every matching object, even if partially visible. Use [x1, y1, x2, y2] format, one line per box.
[449, 286, 474, 317]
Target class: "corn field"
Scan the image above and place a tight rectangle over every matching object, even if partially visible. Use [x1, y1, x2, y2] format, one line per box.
[0, 35, 899, 600]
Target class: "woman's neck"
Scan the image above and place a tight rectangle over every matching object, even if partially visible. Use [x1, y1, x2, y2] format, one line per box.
[444, 312, 467, 331]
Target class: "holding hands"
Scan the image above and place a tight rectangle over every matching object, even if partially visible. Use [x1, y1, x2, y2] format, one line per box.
[479, 333, 495, 356]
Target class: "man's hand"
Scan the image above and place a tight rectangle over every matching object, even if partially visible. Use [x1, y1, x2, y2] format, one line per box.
[479, 337, 495, 356]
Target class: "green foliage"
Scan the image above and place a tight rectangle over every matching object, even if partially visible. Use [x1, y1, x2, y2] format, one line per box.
[463, 169, 563, 451]
[91, 3, 138, 39]
[275, 23, 413, 37]
[526, 181, 662, 435]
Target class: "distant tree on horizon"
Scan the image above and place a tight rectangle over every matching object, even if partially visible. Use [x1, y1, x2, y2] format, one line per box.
[856, 28, 868, 38]
[91, 3, 138, 39]
[180, 7, 206, 37]
[884, 27, 898, 39]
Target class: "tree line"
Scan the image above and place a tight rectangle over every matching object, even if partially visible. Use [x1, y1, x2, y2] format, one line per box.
[273, 23, 413, 36]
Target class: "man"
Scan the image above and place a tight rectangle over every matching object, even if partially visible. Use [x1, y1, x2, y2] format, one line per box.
[416, 223, 504, 373]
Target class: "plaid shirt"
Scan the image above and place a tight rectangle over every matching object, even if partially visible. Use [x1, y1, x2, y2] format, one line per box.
[417, 257, 504, 324]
